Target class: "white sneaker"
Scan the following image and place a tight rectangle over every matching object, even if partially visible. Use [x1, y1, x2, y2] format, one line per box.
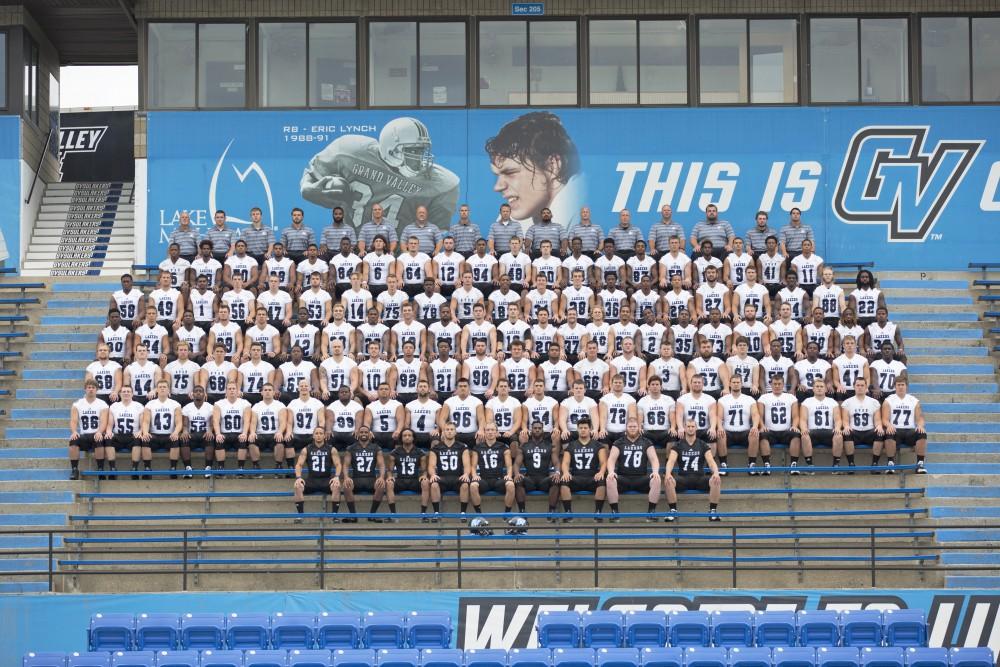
[718, 462, 728, 477]
[885, 461, 896, 475]
[664, 508, 678, 523]
[204, 466, 212, 479]
[763, 462, 771, 476]
[748, 462, 757, 476]
[184, 465, 193, 479]
[916, 461, 927, 474]
[789, 461, 800, 475]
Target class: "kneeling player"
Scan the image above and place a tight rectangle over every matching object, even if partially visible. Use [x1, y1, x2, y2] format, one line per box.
[800, 378, 850, 472]
[427, 422, 466, 520]
[881, 377, 927, 474]
[607, 418, 661, 520]
[341, 425, 387, 521]
[467, 422, 516, 513]
[293, 426, 342, 522]
[664, 419, 722, 522]
[559, 418, 608, 520]
[514, 421, 561, 517]
[386, 429, 428, 519]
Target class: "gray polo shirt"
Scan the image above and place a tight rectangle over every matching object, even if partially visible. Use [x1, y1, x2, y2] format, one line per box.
[745, 225, 778, 252]
[488, 219, 521, 255]
[608, 225, 644, 250]
[168, 227, 200, 256]
[648, 221, 685, 252]
[567, 222, 604, 253]
[320, 223, 357, 250]
[360, 221, 399, 250]
[525, 221, 566, 253]
[691, 219, 735, 248]
[779, 224, 815, 253]
[241, 225, 275, 256]
[280, 224, 316, 254]
[401, 222, 442, 255]
[447, 221, 481, 253]
[205, 226, 238, 255]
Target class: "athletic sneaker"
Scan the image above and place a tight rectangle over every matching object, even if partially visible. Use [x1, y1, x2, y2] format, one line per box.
[70, 469, 80, 481]
[708, 509, 721, 522]
[762, 462, 771, 476]
[719, 462, 728, 477]
[747, 462, 757, 476]
[848, 463, 856, 475]
[885, 460, 896, 475]
[184, 465, 193, 479]
[916, 461, 927, 474]
[645, 513, 659, 523]
[664, 508, 678, 523]
[789, 461, 800, 475]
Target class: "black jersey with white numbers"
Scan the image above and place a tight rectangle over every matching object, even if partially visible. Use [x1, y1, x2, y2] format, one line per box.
[347, 442, 380, 478]
[675, 438, 711, 476]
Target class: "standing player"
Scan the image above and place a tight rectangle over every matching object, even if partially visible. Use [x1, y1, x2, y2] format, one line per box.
[341, 425, 388, 522]
[664, 419, 723, 522]
[606, 418, 661, 520]
[882, 378, 928, 474]
[293, 426, 343, 523]
[69, 379, 110, 480]
[559, 418, 608, 520]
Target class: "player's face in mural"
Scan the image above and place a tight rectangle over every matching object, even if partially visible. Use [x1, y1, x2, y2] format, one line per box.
[490, 155, 562, 222]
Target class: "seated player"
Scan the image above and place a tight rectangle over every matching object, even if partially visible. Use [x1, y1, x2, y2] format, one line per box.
[406, 380, 444, 449]
[134, 306, 170, 368]
[688, 338, 728, 400]
[181, 385, 215, 473]
[759, 374, 809, 474]
[558, 418, 608, 520]
[249, 382, 288, 473]
[276, 344, 319, 404]
[793, 341, 833, 402]
[244, 308, 283, 365]
[69, 379, 110, 480]
[427, 421, 466, 520]
[293, 426, 342, 523]
[864, 308, 907, 363]
[466, 422, 516, 514]
[812, 267, 846, 327]
[211, 381, 252, 471]
[539, 341, 573, 402]
[104, 385, 144, 480]
[365, 382, 404, 449]
[849, 269, 886, 328]
[675, 374, 718, 445]
[636, 376, 677, 451]
[141, 379, 183, 479]
[385, 428, 428, 519]
[485, 378, 522, 445]
[87, 343, 122, 406]
[174, 311, 208, 364]
[559, 379, 599, 444]
[164, 341, 199, 406]
[598, 374, 638, 444]
[840, 377, 885, 473]
[881, 377, 928, 474]
[327, 384, 364, 449]
[286, 379, 325, 468]
[98, 309, 132, 367]
[514, 420, 561, 518]
[341, 425, 388, 522]
[649, 341, 686, 399]
[800, 378, 850, 473]
[870, 342, 909, 401]
[664, 419, 723, 522]
[832, 335, 869, 402]
[606, 418, 661, 521]
[717, 376, 763, 475]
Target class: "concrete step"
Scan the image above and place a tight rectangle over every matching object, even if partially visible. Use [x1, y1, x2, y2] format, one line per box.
[902, 328, 984, 338]
[908, 393, 1000, 403]
[894, 312, 980, 322]
[926, 463, 1000, 474]
[906, 374, 997, 383]
[928, 442, 1000, 454]
[907, 347, 987, 357]
[909, 382, 997, 393]
[922, 413, 1000, 423]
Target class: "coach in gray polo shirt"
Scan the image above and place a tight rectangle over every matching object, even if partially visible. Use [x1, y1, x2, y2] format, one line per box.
[689, 204, 735, 260]
[745, 210, 778, 258]
[319, 207, 357, 260]
[567, 206, 603, 255]
[168, 211, 200, 261]
[280, 207, 316, 264]
[358, 203, 399, 254]
[488, 203, 520, 256]
[608, 209, 644, 259]
[647, 204, 686, 258]
[242, 207, 276, 263]
[205, 210, 238, 262]
[401, 205, 442, 255]
[779, 207, 815, 260]
[447, 204, 480, 254]
[524, 207, 566, 257]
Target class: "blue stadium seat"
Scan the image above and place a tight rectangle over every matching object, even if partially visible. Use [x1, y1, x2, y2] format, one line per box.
[817, 647, 861, 667]
[111, 652, 156, 667]
[640, 648, 683, 667]
[508, 648, 552, 667]
[904, 648, 948, 667]
[552, 649, 595, 667]
[667, 612, 711, 648]
[136, 614, 180, 651]
[583, 611, 625, 649]
[464, 648, 508, 667]
[420, 649, 463, 667]
[180, 613, 226, 650]
[597, 648, 641, 667]
[754, 612, 796, 648]
[860, 648, 905, 667]
[797, 612, 840, 648]
[244, 650, 290, 667]
[90, 614, 136, 652]
[364, 614, 406, 649]
[882, 611, 926, 648]
[407, 612, 452, 649]
[199, 650, 245, 667]
[24, 653, 68, 667]
[228, 613, 271, 650]
[841, 612, 884, 648]
[377, 649, 420, 667]
[68, 653, 112, 667]
[289, 650, 334, 667]
[537, 611, 582, 649]
[273, 613, 319, 650]
[773, 647, 816, 667]
[684, 647, 727, 667]
[711, 612, 753, 648]
[154, 651, 200, 667]
[626, 611, 668, 649]
[949, 648, 996, 667]
[729, 647, 773, 667]
[201, 651, 243, 667]
[332, 650, 378, 667]
[318, 614, 362, 650]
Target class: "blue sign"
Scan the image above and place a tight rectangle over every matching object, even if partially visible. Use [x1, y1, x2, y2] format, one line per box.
[0, 116, 21, 272]
[4, 589, 1000, 661]
[146, 107, 1000, 270]
[512, 3, 545, 15]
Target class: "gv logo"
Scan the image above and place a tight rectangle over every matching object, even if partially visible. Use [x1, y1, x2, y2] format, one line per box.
[208, 139, 275, 230]
[833, 127, 982, 242]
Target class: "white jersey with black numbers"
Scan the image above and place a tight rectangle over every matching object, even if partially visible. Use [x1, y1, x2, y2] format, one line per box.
[733, 321, 767, 356]
[802, 396, 839, 431]
[689, 355, 725, 392]
[73, 398, 108, 434]
[659, 252, 691, 281]
[884, 393, 920, 430]
[632, 290, 660, 320]
[793, 359, 831, 391]
[529, 324, 558, 357]
[523, 395, 558, 432]
[202, 360, 235, 396]
[611, 321, 639, 354]
[465, 356, 498, 395]
[637, 394, 675, 432]
[263, 256, 294, 288]
[297, 259, 329, 283]
[759, 355, 793, 390]
[287, 324, 320, 359]
[287, 397, 325, 436]
[759, 393, 798, 431]
[663, 290, 692, 321]
[698, 323, 732, 356]
[394, 357, 423, 394]
[322, 321, 355, 354]
[224, 255, 257, 284]
[726, 252, 753, 286]
[301, 288, 333, 322]
[609, 355, 645, 393]
[595, 255, 625, 281]
[497, 320, 530, 354]
[867, 322, 898, 352]
[125, 361, 158, 397]
[836, 325, 864, 353]
[86, 360, 121, 395]
[777, 287, 808, 320]
[320, 357, 357, 392]
[146, 398, 181, 436]
[182, 402, 213, 434]
[113, 288, 143, 321]
[216, 398, 250, 434]
[585, 322, 611, 355]
[398, 252, 430, 286]
[804, 323, 833, 356]
[407, 398, 442, 434]
[791, 253, 823, 287]
[149, 287, 182, 321]
[833, 353, 867, 388]
[330, 253, 363, 284]
[328, 399, 363, 434]
[221, 290, 254, 323]
[718, 393, 756, 433]
[600, 392, 637, 433]
[734, 283, 768, 318]
[391, 320, 426, 357]
[562, 254, 594, 285]
[758, 253, 786, 287]
[573, 358, 610, 394]
[368, 399, 402, 434]
[190, 257, 222, 285]
[428, 321, 461, 353]
[726, 355, 759, 389]
[164, 359, 199, 396]
[639, 323, 668, 356]
[189, 291, 217, 326]
[871, 359, 907, 393]
[463, 320, 496, 354]
[671, 324, 698, 358]
[175, 327, 205, 356]
[676, 392, 716, 431]
[558, 323, 586, 358]
[247, 324, 281, 355]
[433, 251, 464, 286]
[209, 322, 242, 359]
[560, 396, 597, 432]
[852, 287, 882, 320]
[362, 252, 393, 287]
[431, 358, 461, 395]
[355, 322, 387, 357]
[489, 290, 521, 323]
[842, 395, 881, 433]
[252, 400, 284, 435]
[534, 255, 563, 286]
[813, 284, 844, 318]
[500, 252, 531, 284]
[598, 289, 628, 321]
[444, 395, 482, 434]
[627, 255, 656, 285]
[451, 287, 484, 322]
[413, 292, 445, 321]
[358, 359, 390, 394]
[258, 290, 293, 322]
[342, 289, 373, 323]
[539, 360, 572, 393]
[278, 361, 317, 395]
[135, 323, 168, 359]
[377, 290, 407, 322]
[649, 357, 684, 392]
[696, 283, 729, 314]
[238, 360, 275, 395]
[110, 401, 144, 435]
[770, 320, 801, 356]
[562, 285, 593, 320]
[486, 396, 521, 433]
[467, 253, 498, 284]
[99, 327, 129, 361]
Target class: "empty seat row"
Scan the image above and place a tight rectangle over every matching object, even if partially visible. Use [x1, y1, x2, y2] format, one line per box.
[87, 613, 452, 652]
[22, 646, 997, 667]
[536, 610, 927, 649]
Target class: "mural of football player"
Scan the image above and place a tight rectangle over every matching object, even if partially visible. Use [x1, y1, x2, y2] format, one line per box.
[300, 117, 460, 238]
[485, 111, 586, 235]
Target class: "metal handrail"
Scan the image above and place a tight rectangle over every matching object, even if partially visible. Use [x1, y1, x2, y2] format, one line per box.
[25, 128, 53, 204]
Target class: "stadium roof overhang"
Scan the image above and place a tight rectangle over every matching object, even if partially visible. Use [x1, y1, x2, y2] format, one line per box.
[9, 0, 137, 65]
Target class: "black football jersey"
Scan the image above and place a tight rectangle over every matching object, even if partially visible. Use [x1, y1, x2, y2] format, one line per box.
[566, 439, 604, 476]
[475, 442, 508, 478]
[390, 446, 423, 479]
[674, 438, 710, 476]
[521, 440, 554, 474]
[347, 442, 379, 477]
[612, 436, 653, 475]
[306, 445, 336, 480]
[433, 442, 464, 477]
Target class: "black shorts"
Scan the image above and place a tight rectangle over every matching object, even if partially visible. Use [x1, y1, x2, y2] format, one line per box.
[674, 475, 711, 493]
[207, 393, 225, 405]
[615, 475, 651, 493]
[304, 477, 334, 495]
[891, 429, 921, 447]
[724, 430, 751, 447]
[762, 430, 799, 446]
[520, 473, 553, 492]
[412, 432, 434, 449]
[566, 476, 605, 493]
[219, 432, 243, 451]
[392, 477, 422, 493]
[695, 429, 718, 443]
[348, 476, 377, 494]
[644, 430, 674, 449]
[330, 432, 356, 448]
[396, 393, 417, 406]
[187, 432, 208, 450]
[808, 429, 835, 447]
[112, 433, 137, 452]
[435, 475, 462, 493]
[148, 434, 175, 450]
[170, 393, 192, 407]
[846, 430, 879, 446]
[455, 432, 478, 447]
[253, 434, 276, 451]
[372, 432, 395, 450]
[243, 392, 262, 405]
[476, 477, 511, 494]
[664, 389, 680, 400]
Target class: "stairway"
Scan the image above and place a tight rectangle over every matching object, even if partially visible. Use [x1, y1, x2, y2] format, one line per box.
[21, 182, 135, 277]
[878, 271, 1000, 589]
